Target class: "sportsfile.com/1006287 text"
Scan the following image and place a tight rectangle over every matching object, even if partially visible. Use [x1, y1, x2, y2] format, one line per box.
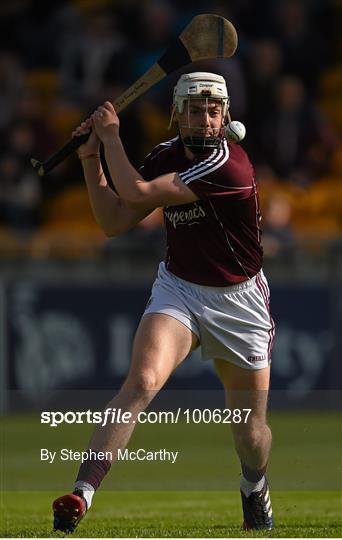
[40, 408, 252, 427]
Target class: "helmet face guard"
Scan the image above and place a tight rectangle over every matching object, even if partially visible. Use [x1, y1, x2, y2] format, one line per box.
[178, 96, 225, 153]
[172, 72, 230, 153]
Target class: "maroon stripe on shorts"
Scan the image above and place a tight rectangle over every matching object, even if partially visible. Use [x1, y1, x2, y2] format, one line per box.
[259, 273, 276, 362]
[256, 273, 274, 363]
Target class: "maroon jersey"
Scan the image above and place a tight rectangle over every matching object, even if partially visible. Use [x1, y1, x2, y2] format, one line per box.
[139, 136, 263, 286]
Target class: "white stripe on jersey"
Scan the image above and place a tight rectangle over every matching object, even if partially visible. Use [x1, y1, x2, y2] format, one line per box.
[178, 147, 219, 179]
[180, 139, 229, 184]
[208, 198, 251, 280]
[149, 146, 171, 161]
[252, 174, 261, 242]
[195, 178, 253, 190]
[159, 136, 179, 147]
[142, 137, 179, 163]
[180, 140, 227, 182]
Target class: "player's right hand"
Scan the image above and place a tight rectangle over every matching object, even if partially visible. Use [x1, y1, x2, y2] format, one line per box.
[72, 118, 100, 158]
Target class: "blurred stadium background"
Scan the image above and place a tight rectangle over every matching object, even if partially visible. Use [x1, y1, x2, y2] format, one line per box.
[0, 0, 341, 412]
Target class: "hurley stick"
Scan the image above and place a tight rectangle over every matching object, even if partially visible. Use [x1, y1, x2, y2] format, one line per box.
[31, 14, 237, 176]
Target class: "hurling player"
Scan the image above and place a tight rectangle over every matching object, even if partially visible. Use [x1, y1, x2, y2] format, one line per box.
[53, 72, 275, 533]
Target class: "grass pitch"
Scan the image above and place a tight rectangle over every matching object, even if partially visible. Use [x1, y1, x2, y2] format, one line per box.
[1, 490, 341, 537]
[1, 411, 341, 537]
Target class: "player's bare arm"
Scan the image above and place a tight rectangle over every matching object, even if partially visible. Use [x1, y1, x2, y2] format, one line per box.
[73, 118, 155, 236]
[91, 102, 199, 209]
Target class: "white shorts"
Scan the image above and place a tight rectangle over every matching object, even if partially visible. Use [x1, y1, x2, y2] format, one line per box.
[143, 262, 275, 370]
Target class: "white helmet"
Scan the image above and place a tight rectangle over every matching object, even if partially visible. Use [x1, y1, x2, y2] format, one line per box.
[172, 72, 230, 152]
[173, 72, 230, 117]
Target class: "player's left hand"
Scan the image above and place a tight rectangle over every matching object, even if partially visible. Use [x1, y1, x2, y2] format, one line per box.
[91, 101, 120, 143]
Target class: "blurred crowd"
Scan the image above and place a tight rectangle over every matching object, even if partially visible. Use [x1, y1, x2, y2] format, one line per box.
[0, 0, 341, 260]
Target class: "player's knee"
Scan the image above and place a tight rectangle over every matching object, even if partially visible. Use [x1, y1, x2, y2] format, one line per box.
[126, 368, 161, 395]
[234, 422, 269, 451]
